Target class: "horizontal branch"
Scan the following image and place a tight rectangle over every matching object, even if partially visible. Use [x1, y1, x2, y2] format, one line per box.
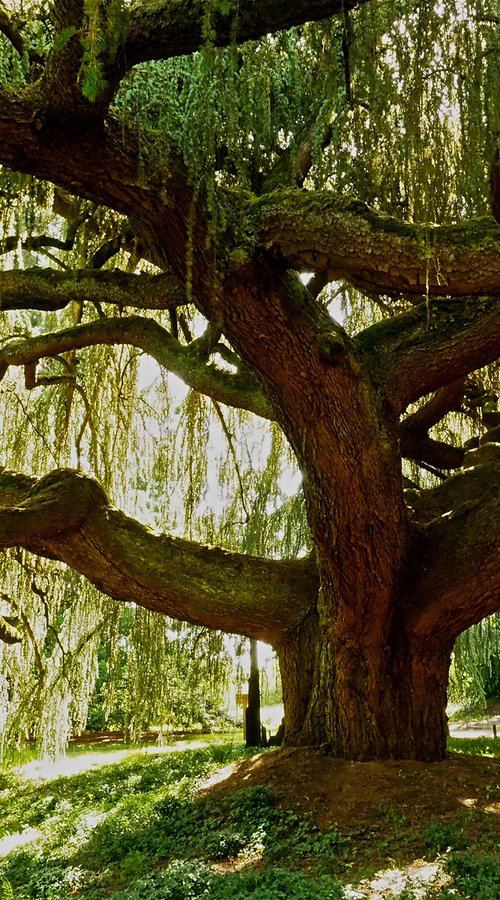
[121, 0, 372, 72]
[0, 268, 185, 312]
[0, 467, 317, 643]
[250, 191, 500, 298]
[399, 380, 468, 470]
[399, 433, 464, 470]
[356, 296, 500, 412]
[0, 314, 274, 418]
[405, 447, 500, 642]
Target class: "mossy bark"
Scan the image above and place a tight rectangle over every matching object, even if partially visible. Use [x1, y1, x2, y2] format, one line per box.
[0, 38, 498, 764]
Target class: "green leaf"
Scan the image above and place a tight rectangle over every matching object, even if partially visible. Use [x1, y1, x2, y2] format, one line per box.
[53, 26, 78, 51]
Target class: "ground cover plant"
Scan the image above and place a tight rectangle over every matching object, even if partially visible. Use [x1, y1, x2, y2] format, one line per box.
[0, 739, 498, 899]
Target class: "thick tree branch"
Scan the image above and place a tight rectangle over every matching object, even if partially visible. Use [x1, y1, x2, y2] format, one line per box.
[356, 296, 500, 413]
[0, 3, 25, 56]
[404, 447, 500, 642]
[0, 268, 185, 312]
[399, 379, 468, 469]
[399, 433, 464, 470]
[0, 467, 317, 643]
[2, 82, 500, 313]
[0, 91, 211, 293]
[0, 315, 274, 418]
[250, 191, 500, 298]
[402, 379, 467, 432]
[121, 0, 372, 73]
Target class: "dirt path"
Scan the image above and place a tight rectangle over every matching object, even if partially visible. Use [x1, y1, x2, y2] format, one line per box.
[448, 698, 500, 739]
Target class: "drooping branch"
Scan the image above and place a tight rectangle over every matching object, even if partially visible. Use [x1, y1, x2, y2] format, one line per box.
[356, 296, 500, 412]
[0, 268, 185, 313]
[2, 80, 500, 316]
[0, 93, 215, 299]
[404, 448, 500, 642]
[0, 0, 377, 134]
[250, 190, 500, 298]
[0, 467, 317, 643]
[0, 315, 274, 418]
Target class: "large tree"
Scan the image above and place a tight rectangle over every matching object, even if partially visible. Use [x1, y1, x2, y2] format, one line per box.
[0, 0, 498, 761]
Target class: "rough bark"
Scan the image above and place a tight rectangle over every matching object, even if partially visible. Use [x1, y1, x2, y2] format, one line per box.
[0, 269, 185, 312]
[0, 468, 317, 645]
[251, 191, 500, 297]
[275, 445, 499, 759]
[356, 296, 500, 413]
[0, 0, 498, 762]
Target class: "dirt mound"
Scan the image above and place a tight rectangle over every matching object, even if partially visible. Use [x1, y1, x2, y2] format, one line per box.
[199, 747, 500, 831]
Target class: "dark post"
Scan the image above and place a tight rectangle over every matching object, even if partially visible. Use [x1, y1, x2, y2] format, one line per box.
[245, 638, 264, 746]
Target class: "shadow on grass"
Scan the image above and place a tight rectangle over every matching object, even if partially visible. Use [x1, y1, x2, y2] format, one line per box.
[1, 741, 499, 898]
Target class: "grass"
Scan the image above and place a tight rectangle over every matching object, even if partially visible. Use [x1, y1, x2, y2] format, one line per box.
[447, 736, 500, 757]
[0, 737, 498, 898]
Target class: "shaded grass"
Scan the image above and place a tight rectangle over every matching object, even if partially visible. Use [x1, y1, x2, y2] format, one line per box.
[0, 738, 498, 898]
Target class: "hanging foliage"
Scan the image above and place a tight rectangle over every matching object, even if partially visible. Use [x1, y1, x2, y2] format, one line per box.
[0, 0, 498, 757]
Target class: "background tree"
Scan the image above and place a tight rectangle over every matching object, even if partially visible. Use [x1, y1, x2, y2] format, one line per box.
[0, 0, 498, 761]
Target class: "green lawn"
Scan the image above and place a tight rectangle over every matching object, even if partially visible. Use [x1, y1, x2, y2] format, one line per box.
[0, 737, 498, 899]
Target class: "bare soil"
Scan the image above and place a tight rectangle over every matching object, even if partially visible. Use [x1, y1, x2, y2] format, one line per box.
[199, 746, 500, 833]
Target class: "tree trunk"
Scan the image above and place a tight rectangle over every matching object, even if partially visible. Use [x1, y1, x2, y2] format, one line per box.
[245, 639, 264, 747]
[278, 593, 453, 761]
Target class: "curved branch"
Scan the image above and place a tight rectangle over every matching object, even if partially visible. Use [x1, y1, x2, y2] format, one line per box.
[405, 448, 500, 642]
[356, 296, 500, 412]
[0, 467, 317, 643]
[250, 190, 500, 298]
[398, 379, 468, 469]
[121, 0, 373, 72]
[0, 268, 185, 312]
[0, 314, 274, 419]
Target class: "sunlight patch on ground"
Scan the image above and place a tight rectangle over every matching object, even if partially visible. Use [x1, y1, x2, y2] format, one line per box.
[345, 861, 446, 898]
[0, 827, 40, 858]
[14, 749, 131, 781]
[14, 738, 219, 782]
[199, 761, 241, 790]
[198, 752, 265, 795]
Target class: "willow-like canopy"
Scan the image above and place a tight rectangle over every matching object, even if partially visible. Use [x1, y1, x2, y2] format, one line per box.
[0, 0, 499, 760]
